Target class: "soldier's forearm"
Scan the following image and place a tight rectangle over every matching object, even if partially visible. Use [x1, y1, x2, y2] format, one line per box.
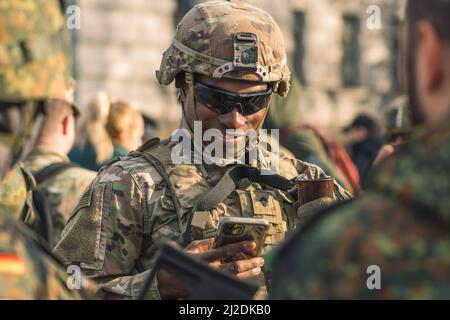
[90, 270, 162, 300]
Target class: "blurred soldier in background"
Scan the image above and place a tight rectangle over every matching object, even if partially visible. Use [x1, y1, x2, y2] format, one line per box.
[105, 100, 145, 158]
[264, 77, 360, 193]
[23, 80, 96, 246]
[0, 0, 94, 299]
[270, 0, 450, 299]
[54, 0, 351, 300]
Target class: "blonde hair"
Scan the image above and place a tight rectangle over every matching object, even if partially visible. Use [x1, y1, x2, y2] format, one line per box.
[76, 93, 143, 163]
[105, 101, 142, 143]
[76, 92, 114, 164]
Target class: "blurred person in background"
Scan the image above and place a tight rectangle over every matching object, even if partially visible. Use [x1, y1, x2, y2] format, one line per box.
[69, 94, 144, 171]
[264, 77, 360, 194]
[23, 80, 96, 246]
[106, 100, 145, 159]
[270, 0, 450, 299]
[342, 114, 383, 185]
[0, 0, 95, 299]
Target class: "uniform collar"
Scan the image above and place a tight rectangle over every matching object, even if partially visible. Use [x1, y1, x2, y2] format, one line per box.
[28, 147, 70, 163]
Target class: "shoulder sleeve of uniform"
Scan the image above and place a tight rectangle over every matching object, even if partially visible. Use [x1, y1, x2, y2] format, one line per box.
[54, 161, 167, 299]
[285, 157, 329, 180]
[54, 164, 148, 271]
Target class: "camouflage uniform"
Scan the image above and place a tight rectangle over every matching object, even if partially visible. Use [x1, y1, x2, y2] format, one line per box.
[0, 164, 35, 224]
[264, 77, 351, 190]
[0, 209, 96, 299]
[269, 117, 450, 299]
[0, 0, 95, 299]
[23, 148, 96, 244]
[54, 0, 351, 299]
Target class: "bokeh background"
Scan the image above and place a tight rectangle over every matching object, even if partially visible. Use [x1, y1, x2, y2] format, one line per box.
[67, 0, 405, 136]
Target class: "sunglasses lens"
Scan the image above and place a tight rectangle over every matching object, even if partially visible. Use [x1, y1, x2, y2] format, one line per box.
[194, 82, 272, 116]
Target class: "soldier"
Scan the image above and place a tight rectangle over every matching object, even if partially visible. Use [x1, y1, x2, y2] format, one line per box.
[269, 0, 450, 299]
[54, 0, 351, 299]
[22, 80, 96, 246]
[0, 0, 94, 299]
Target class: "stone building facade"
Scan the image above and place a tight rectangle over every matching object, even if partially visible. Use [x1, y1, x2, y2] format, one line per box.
[71, 0, 404, 136]
[71, 0, 180, 135]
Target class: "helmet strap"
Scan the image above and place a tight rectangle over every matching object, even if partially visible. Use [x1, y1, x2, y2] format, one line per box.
[184, 72, 198, 132]
[255, 93, 273, 131]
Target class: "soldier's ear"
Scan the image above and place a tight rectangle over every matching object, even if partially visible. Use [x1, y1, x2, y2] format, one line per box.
[62, 114, 71, 135]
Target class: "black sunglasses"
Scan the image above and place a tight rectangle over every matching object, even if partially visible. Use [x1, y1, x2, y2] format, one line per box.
[194, 82, 273, 116]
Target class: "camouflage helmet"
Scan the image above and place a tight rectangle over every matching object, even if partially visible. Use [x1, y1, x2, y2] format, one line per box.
[0, 0, 72, 102]
[156, 0, 291, 97]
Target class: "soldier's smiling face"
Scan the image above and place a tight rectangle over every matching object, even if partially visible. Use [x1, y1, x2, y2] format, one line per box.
[182, 75, 269, 143]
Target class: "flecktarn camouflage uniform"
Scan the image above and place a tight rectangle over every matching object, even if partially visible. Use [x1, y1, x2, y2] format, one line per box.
[0, 0, 95, 299]
[269, 116, 450, 299]
[23, 148, 96, 244]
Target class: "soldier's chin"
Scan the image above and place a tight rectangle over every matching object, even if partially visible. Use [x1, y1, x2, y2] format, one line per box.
[223, 135, 248, 149]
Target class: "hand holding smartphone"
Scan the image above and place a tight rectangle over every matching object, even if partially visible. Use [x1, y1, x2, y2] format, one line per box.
[213, 217, 269, 260]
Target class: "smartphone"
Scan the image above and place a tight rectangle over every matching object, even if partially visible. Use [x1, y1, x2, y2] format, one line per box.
[213, 217, 270, 259]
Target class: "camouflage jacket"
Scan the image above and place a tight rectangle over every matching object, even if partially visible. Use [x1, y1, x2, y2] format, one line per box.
[0, 164, 35, 224]
[54, 138, 351, 299]
[0, 207, 96, 299]
[23, 148, 96, 244]
[269, 117, 450, 299]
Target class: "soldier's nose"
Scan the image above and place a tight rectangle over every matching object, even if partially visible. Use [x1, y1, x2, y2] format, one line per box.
[218, 108, 247, 129]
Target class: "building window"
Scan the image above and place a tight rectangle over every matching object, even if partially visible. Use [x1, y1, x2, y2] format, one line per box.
[293, 11, 307, 86]
[390, 16, 401, 92]
[341, 15, 361, 87]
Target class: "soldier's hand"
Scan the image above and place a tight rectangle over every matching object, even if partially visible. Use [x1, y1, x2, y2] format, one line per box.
[156, 239, 264, 299]
[186, 238, 264, 279]
[297, 197, 335, 226]
[373, 143, 396, 166]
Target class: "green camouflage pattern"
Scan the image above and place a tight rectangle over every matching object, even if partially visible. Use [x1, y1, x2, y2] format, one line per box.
[54, 139, 351, 299]
[0, 0, 72, 101]
[156, 0, 290, 97]
[23, 148, 96, 244]
[269, 116, 450, 299]
[0, 165, 28, 220]
[0, 164, 35, 224]
[0, 207, 96, 299]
